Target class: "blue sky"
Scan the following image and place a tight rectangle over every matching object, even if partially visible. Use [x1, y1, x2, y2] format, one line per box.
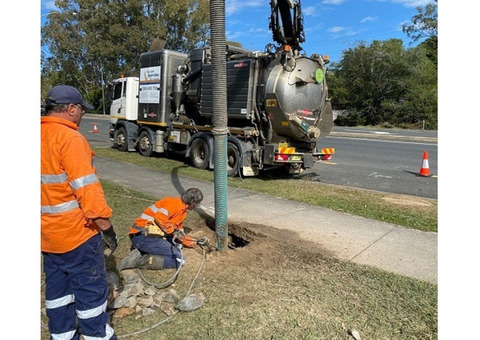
[41, 0, 436, 63]
[223, 0, 437, 63]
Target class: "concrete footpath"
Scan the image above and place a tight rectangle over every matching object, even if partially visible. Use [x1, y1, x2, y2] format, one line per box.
[95, 156, 438, 284]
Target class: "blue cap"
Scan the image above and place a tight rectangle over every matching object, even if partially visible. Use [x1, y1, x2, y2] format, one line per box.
[45, 85, 93, 110]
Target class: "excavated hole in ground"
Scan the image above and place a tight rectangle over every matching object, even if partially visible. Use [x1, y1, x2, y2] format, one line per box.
[228, 233, 250, 249]
[197, 216, 265, 252]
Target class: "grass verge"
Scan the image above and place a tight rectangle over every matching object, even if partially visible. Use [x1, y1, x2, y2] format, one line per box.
[42, 180, 437, 339]
[93, 147, 437, 232]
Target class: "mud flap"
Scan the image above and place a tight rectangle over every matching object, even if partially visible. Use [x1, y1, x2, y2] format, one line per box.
[303, 153, 314, 168]
[319, 101, 333, 137]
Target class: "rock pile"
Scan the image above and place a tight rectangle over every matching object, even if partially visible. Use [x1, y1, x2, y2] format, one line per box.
[107, 269, 181, 319]
[106, 269, 206, 320]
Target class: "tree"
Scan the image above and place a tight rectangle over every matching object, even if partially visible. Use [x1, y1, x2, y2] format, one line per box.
[402, 1, 437, 42]
[328, 39, 437, 129]
[41, 0, 210, 112]
[402, 1, 437, 67]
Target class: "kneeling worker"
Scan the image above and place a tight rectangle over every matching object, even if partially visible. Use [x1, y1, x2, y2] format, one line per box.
[117, 188, 209, 271]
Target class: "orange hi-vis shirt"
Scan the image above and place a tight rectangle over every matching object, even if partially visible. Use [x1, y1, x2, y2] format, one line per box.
[130, 197, 187, 235]
[41, 116, 112, 253]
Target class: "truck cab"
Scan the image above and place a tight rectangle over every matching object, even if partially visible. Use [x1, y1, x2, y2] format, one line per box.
[109, 77, 139, 121]
[108, 77, 139, 143]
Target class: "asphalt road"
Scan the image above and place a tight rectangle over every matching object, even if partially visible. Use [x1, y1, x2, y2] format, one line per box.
[308, 128, 438, 199]
[80, 116, 438, 199]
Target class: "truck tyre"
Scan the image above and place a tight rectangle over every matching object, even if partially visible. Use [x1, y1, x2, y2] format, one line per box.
[138, 130, 154, 157]
[189, 138, 210, 170]
[115, 126, 128, 152]
[227, 142, 240, 177]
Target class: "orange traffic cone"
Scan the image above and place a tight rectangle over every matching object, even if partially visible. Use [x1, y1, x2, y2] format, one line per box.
[418, 151, 431, 177]
[93, 123, 99, 133]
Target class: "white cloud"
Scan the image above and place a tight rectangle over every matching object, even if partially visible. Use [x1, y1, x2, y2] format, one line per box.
[326, 26, 359, 39]
[226, 0, 264, 16]
[327, 26, 347, 33]
[360, 16, 378, 23]
[389, 0, 436, 7]
[227, 27, 269, 42]
[322, 0, 345, 4]
[303, 6, 317, 16]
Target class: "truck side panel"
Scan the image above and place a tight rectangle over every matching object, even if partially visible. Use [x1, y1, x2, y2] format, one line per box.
[200, 59, 255, 120]
[138, 50, 188, 125]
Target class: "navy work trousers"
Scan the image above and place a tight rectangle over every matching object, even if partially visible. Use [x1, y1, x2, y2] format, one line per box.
[130, 234, 183, 268]
[43, 233, 115, 340]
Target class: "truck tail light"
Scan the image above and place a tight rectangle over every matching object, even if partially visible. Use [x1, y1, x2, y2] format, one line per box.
[275, 154, 289, 161]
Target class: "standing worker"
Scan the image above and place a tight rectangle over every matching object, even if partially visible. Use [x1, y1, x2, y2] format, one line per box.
[41, 85, 118, 340]
[117, 188, 209, 271]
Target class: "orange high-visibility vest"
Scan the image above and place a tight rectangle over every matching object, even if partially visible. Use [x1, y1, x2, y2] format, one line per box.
[41, 116, 112, 253]
[130, 197, 187, 235]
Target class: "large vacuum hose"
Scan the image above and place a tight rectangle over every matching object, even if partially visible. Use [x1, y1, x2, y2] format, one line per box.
[210, 0, 229, 250]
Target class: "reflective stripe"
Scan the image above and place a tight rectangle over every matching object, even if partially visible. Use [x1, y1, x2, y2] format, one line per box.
[41, 200, 79, 214]
[82, 324, 115, 340]
[45, 294, 75, 309]
[70, 173, 98, 191]
[151, 205, 169, 216]
[140, 213, 152, 220]
[41, 173, 68, 184]
[76, 300, 107, 320]
[139, 206, 168, 221]
[51, 329, 77, 340]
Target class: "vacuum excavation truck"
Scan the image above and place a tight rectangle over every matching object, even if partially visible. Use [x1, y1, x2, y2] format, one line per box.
[109, 0, 334, 177]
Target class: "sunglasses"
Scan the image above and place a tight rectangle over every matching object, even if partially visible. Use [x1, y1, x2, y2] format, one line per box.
[73, 104, 86, 114]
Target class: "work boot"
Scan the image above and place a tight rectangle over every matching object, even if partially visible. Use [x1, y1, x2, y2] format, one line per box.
[138, 254, 165, 270]
[116, 249, 143, 271]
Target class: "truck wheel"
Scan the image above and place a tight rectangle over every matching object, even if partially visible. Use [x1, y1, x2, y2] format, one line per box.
[227, 143, 240, 177]
[115, 127, 128, 152]
[138, 130, 154, 157]
[189, 138, 209, 169]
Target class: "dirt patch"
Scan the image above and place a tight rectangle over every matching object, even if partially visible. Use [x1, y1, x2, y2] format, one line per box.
[382, 195, 433, 207]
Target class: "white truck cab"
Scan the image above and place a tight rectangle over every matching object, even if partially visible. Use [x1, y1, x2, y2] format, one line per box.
[109, 77, 139, 122]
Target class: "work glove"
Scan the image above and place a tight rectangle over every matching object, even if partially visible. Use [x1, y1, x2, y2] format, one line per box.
[180, 235, 197, 248]
[101, 225, 118, 252]
[172, 230, 197, 248]
[161, 223, 175, 235]
[172, 229, 186, 240]
[197, 237, 210, 246]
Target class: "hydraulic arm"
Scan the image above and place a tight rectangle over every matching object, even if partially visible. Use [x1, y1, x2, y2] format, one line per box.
[269, 0, 305, 50]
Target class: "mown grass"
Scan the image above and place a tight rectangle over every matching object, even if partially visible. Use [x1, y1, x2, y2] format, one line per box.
[93, 147, 437, 232]
[42, 180, 437, 339]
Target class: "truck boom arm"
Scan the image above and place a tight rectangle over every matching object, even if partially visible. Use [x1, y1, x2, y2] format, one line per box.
[269, 0, 305, 50]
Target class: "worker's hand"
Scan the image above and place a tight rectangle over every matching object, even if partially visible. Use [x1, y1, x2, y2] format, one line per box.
[101, 225, 118, 252]
[181, 235, 197, 248]
[197, 237, 210, 247]
[173, 229, 186, 240]
[162, 223, 175, 235]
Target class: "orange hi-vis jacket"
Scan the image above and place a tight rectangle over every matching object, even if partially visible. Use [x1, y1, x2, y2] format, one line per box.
[41, 116, 112, 253]
[130, 197, 196, 247]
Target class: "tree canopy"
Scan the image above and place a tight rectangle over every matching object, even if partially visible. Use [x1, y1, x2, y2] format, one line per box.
[41, 0, 209, 111]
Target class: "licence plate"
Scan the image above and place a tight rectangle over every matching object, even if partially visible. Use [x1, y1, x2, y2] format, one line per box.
[291, 155, 302, 161]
